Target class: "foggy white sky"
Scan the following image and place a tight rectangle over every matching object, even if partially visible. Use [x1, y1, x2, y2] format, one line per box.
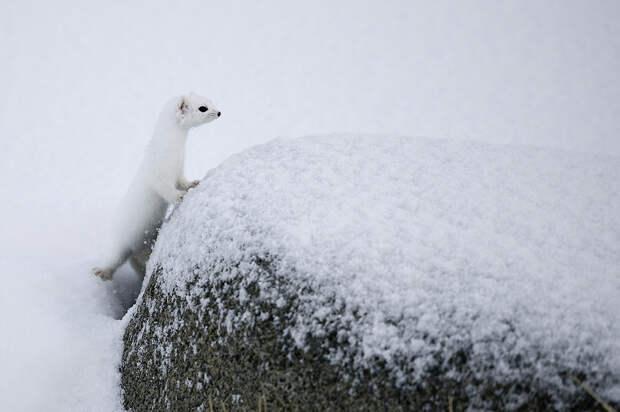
[2, 1, 619, 154]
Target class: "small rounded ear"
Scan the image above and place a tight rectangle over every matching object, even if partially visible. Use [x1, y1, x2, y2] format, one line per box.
[177, 96, 187, 114]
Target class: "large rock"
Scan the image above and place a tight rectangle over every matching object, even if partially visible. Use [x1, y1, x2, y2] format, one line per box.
[120, 135, 620, 411]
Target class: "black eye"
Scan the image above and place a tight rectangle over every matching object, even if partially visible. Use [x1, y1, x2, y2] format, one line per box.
[198, 106, 208, 112]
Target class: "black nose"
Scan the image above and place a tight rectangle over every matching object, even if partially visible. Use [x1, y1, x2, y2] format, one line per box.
[217, 112, 221, 117]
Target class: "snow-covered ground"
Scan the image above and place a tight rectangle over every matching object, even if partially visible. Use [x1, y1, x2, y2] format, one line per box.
[1, 1, 619, 410]
[0, 259, 132, 411]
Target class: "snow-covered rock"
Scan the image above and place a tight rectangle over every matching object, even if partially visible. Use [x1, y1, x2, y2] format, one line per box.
[120, 135, 620, 410]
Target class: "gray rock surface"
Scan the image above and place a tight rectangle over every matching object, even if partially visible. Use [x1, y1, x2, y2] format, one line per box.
[120, 135, 620, 411]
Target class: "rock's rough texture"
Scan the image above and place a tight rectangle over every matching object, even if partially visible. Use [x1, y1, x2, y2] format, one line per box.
[121, 135, 620, 411]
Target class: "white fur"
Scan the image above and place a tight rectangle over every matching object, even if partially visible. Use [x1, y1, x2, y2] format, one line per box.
[93, 93, 220, 280]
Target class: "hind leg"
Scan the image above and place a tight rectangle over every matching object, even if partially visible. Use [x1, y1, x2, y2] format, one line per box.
[127, 225, 159, 278]
[93, 247, 132, 281]
[129, 255, 146, 278]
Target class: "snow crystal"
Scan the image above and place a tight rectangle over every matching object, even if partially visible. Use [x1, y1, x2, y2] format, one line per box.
[148, 134, 620, 401]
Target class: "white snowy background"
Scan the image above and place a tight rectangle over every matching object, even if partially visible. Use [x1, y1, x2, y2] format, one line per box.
[0, 1, 619, 410]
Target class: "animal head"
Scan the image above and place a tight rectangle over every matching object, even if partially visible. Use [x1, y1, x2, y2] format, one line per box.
[175, 92, 221, 128]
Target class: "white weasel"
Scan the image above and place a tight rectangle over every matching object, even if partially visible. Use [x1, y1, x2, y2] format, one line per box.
[93, 93, 221, 280]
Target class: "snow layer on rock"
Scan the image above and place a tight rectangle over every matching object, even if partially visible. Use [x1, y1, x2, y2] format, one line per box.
[148, 135, 620, 401]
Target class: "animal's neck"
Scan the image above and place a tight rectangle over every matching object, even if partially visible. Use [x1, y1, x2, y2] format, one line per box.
[154, 113, 188, 144]
[161, 127, 187, 147]
[145, 112, 190, 172]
